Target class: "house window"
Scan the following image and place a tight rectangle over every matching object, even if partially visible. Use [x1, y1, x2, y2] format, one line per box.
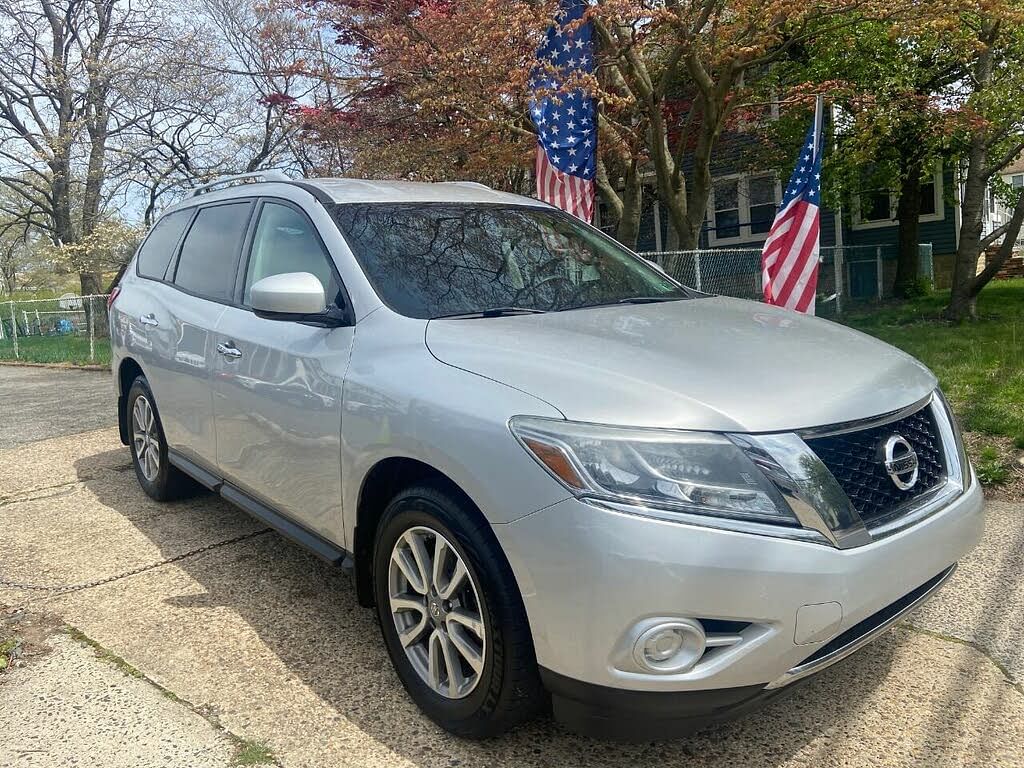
[1012, 174, 1024, 188]
[852, 160, 944, 230]
[920, 176, 937, 216]
[709, 173, 781, 245]
[749, 176, 777, 234]
[713, 179, 741, 240]
[860, 190, 892, 223]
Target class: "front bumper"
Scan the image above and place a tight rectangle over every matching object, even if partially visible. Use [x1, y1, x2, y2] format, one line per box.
[492, 477, 984, 736]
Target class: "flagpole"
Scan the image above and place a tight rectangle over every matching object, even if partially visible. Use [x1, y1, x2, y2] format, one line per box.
[811, 94, 824, 316]
[814, 94, 824, 162]
[828, 96, 844, 317]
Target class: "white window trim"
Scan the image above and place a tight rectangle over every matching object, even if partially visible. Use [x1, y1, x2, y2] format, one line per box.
[851, 160, 945, 231]
[707, 172, 783, 246]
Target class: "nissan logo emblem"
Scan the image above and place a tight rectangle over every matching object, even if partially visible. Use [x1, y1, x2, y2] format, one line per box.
[881, 435, 919, 490]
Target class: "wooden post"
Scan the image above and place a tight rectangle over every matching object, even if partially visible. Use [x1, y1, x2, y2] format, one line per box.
[876, 246, 884, 301]
[9, 301, 18, 358]
[833, 247, 844, 316]
[88, 296, 95, 362]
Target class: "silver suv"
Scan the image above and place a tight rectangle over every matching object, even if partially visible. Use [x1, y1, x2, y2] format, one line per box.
[110, 173, 984, 740]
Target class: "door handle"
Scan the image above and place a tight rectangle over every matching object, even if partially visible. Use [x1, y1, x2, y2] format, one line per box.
[217, 342, 243, 359]
[140, 313, 159, 327]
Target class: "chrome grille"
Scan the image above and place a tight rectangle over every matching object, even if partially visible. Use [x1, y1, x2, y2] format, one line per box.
[804, 406, 946, 525]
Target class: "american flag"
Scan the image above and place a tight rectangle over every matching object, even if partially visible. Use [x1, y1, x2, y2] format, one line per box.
[761, 96, 825, 314]
[528, 0, 596, 221]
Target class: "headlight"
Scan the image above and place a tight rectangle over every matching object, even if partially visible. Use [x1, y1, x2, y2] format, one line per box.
[509, 416, 798, 526]
[935, 388, 972, 489]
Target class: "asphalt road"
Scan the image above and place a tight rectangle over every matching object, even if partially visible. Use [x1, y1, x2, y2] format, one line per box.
[0, 365, 113, 449]
[1, 366, 1023, 767]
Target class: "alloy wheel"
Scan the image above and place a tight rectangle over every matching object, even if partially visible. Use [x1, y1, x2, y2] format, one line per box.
[388, 526, 486, 699]
[132, 394, 160, 482]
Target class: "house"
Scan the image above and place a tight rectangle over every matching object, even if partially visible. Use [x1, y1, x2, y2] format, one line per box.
[983, 155, 1024, 236]
[599, 152, 961, 302]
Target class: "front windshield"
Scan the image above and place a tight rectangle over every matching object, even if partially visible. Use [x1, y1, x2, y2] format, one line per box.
[331, 203, 688, 319]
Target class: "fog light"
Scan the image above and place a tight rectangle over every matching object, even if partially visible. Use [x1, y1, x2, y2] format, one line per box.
[645, 630, 683, 661]
[632, 619, 706, 673]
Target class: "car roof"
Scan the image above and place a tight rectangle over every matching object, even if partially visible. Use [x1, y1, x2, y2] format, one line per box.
[307, 179, 544, 206]
[165, 177, 548, 212]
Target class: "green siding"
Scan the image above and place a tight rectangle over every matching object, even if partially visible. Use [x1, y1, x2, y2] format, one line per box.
[842, 165, 958, 256]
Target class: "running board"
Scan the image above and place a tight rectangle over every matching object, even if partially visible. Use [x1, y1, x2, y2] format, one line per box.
[168, 451, 221, 491]
[167, 450, 348, 566]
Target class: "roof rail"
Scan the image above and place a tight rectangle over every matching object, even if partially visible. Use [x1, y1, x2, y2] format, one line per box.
[189, 170, 291, 198]
[442, 181, 492, 190]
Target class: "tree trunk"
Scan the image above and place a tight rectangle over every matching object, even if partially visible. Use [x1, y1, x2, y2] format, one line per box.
[893, 158, 923, 297]
[654, 86, 730, 251]
[945, 22, 998, 322]
[594, 157, 643, 249]
[946, 150, 986, 322]
[615, 164, 642, 249]
[79, 270, 109, 339]
[960, 189, 1024, 310]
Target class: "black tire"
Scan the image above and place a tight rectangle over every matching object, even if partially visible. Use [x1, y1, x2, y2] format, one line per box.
[126, 375, 200, 501]
[372, 482, 546, 738]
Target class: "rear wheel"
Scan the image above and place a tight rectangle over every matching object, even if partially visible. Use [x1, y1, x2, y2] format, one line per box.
[126, 376, 199, 501]
[373, 483, 545, 738]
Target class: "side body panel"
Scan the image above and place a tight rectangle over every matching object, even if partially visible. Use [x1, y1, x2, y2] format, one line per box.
[212, 306, 353, 542]
[339, 309, 571, 548]
[111, 268, 225, 465]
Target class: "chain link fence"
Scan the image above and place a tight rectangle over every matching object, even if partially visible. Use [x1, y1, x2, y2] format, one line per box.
[639, 244, 908, 317]
[0, 245, 916, 365]
[0, 294, 111, 365]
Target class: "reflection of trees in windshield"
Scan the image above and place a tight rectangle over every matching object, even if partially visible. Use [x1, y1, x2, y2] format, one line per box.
[332, 204, 683, 319]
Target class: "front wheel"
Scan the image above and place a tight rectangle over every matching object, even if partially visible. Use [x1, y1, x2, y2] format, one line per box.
[373, 483, 545, 738]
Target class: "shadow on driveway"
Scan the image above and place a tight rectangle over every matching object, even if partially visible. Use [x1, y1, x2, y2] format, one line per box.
[66, 446, 966, 767]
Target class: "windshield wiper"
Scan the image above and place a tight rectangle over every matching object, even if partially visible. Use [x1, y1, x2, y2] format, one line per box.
[437, 307, 548, 319]
[617, 296, 687, 304]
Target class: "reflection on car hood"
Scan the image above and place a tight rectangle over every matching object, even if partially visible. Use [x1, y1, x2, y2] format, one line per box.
[424, 296, 937, 433]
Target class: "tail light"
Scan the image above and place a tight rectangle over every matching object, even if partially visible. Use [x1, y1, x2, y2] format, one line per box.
[107, 285, 121, 310]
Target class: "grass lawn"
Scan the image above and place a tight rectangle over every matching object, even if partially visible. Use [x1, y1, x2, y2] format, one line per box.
[843, 278, 1024, 486]
[0, 334, 111, 367]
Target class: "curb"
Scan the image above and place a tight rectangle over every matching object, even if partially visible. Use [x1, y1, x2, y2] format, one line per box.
[0, 361, 108, 372]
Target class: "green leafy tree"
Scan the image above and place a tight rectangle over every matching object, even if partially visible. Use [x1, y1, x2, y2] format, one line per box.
[777, 20, 967, 297]
[293, 0, 915, 249]
[944, 7, 1024, 320]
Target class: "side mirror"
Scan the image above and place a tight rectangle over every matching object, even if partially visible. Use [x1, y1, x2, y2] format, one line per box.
[251, 272, 327, 318]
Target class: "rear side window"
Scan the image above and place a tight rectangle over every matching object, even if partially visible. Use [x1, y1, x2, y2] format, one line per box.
[136, 210, 192, 280]
[173, 203, 252, 302]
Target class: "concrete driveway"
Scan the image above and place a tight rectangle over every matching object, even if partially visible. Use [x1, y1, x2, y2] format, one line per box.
[1, 367, 1023, 767]
[0, 364, 113, 448]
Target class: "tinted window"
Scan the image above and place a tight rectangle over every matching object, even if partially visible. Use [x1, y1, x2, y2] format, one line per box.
[331, 204, 685, 319]
[136, 210, 192, 280]
[243, 203, 340, 308]
[173, 203, 251, 301]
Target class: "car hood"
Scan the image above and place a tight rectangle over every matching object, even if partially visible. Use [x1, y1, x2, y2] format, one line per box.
[424, 297, 936, 433]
